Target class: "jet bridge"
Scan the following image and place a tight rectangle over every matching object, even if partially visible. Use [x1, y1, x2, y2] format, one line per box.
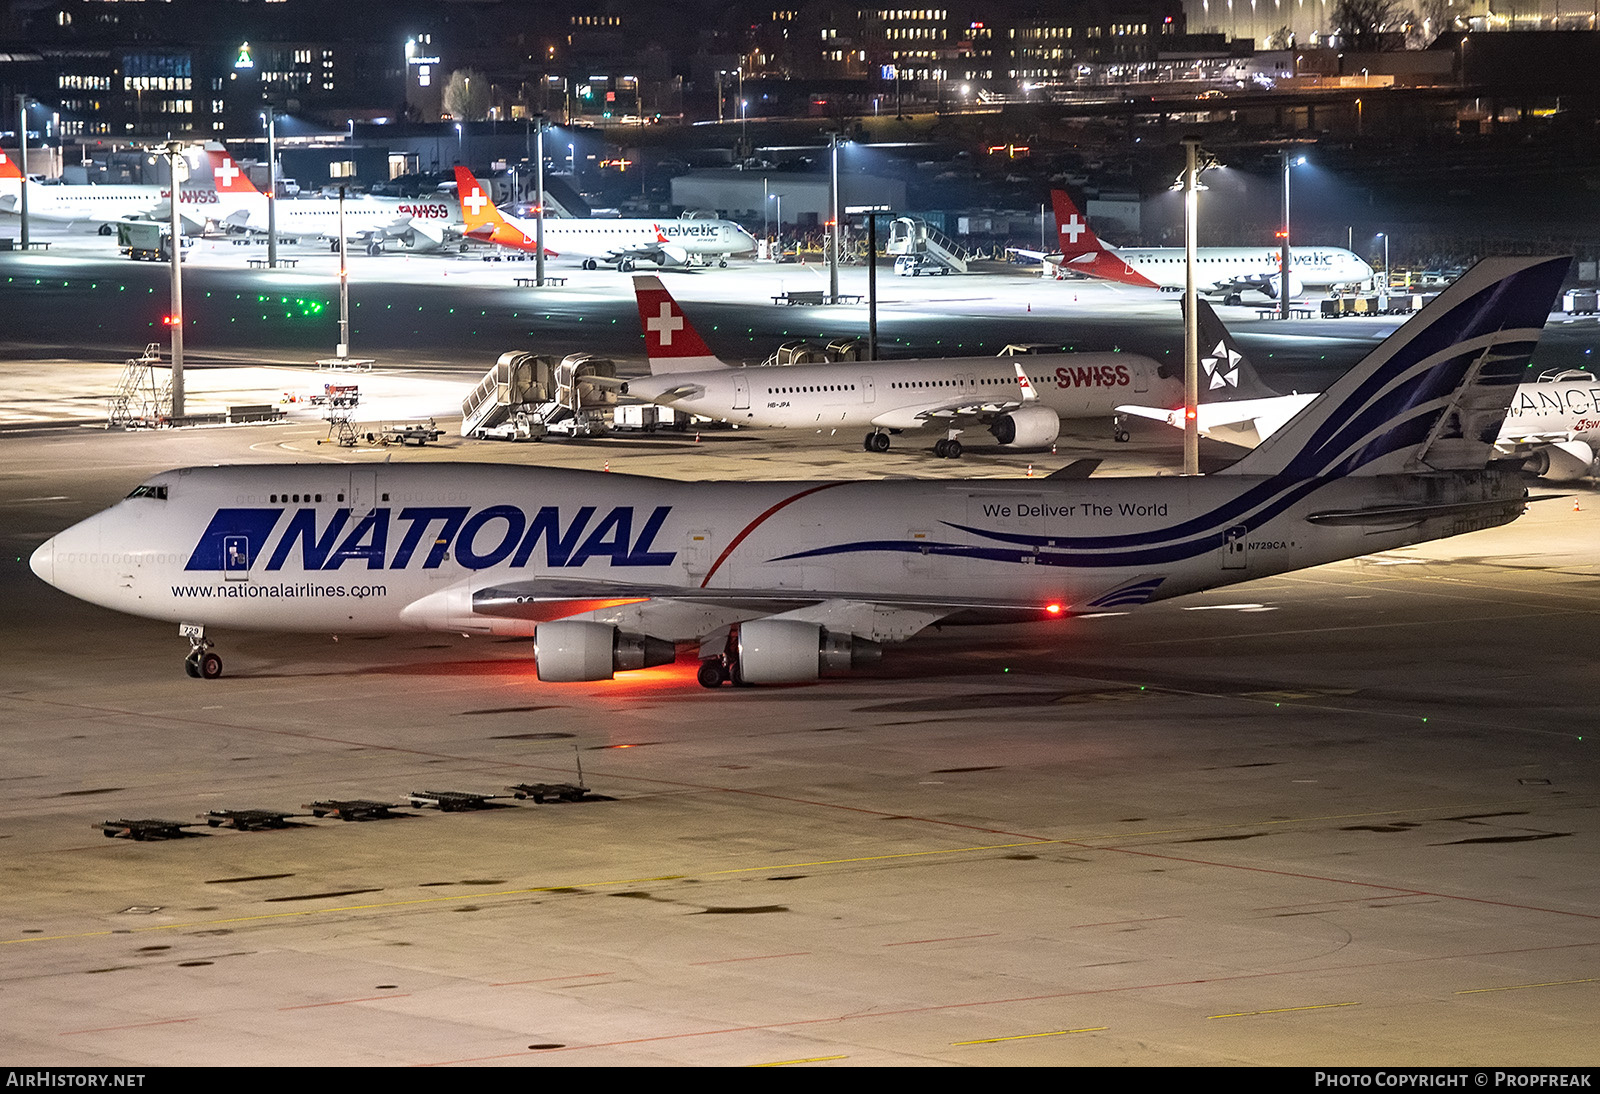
[461, 351, 619, 441]
[886, 217, 969, 276]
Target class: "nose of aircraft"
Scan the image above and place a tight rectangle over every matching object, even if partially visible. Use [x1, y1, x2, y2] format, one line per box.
[30, 536, 55, 586]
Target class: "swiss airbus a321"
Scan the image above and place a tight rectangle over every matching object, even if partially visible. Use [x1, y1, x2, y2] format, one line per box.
[626, 275, 1178, 457]
[31, 256, 1567, 688]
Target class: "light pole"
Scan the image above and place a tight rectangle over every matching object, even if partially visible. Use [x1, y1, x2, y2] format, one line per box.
[769, 192, 781, 255]
[827, 132, 842, 304]
[847, 205, 890, 360]
[1181, 136, 1203, 477]
[455, 122, 462, 160]
[535, 118, 546, 287]
[163, 141, 186, 419]
[336, 184, 351, 360]
[17, 96, 30, 250]
[1377, 232, 1389, 290]
[262, 110, 278, 269]
[1280, 152, 1305, 320]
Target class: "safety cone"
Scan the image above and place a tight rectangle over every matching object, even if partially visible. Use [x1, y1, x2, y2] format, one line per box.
[1051, 443, 1057, 455]
[694, 431, 701, 443]
[1026, 464, 1034, 477]
[604, 461, 610, 473]
[1574, 498, 1582, 512]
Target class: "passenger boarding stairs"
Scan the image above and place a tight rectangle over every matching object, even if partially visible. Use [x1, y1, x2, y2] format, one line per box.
[107, 343, 172, 428]
[461, 351, 619, 440]
[885, 217, 969, 275]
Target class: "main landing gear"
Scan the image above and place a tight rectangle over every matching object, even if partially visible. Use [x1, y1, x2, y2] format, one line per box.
[933, 437, 964, 459]
[863, 430, 891, 453]
[181, 623, 223, 680]
[1113, 412, 1131, 444]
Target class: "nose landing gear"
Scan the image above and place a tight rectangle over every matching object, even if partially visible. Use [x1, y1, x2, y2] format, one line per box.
[180, 623, 223, 680]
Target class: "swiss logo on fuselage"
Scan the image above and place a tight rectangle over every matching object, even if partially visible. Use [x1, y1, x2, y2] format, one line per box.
[1054, 364, 1131, 388]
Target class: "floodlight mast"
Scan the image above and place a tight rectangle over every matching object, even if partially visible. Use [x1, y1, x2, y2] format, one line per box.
[164, 141, 185, 418]
[1181, 136, 1201, 476]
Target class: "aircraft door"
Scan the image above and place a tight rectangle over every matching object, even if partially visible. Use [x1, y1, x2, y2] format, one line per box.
[733, 374, 750, 410]
[349, 469, 379, 517]
[861, 374, 875, 404]
[223, 535, 251, 581]
[1223, 526, 1248, 569]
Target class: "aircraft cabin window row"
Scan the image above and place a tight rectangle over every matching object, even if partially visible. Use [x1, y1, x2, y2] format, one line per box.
[766, 384, 857, 393]
[270, 493, 328, 503]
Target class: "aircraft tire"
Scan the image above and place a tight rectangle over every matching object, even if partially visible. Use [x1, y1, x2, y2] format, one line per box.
[697, 660, 727, 689]
[199, 652, 223, 680]
[866, 432, 890, 453]
[184, 655, 200, 678]
[945, 439, 962, 458]
[1115, 429, 1131, 443]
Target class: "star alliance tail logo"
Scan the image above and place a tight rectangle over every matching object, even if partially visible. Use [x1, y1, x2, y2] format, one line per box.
[1203, 339, 1242, 390]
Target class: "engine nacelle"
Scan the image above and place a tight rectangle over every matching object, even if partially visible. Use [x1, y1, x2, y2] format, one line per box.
[737, 619, 882, 684]
[988, 405, 1061, 449]
[1522, 440, 1598, 481]
[533, 620, 675, 682]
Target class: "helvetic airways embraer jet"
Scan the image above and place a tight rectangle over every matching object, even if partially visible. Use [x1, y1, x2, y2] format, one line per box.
[1016, 190, 1374, 302]
[626, 274, 1179, 457]
[453, 166, 755, 270]
[30, 255, 1567, 688]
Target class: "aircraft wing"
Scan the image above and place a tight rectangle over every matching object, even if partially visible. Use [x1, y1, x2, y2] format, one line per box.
[1118, 393, 1318, 449]
[869, 397, 1026, 431]
[1005, 246, 1054, 264]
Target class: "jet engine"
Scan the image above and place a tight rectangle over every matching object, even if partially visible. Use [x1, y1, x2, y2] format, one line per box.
[658, 243, 690, 266]
[736, 619, 882, 684]
[533, 620, 676, 682]
[1522, 440, 1598, 481]
[987, 406, 1062, 449]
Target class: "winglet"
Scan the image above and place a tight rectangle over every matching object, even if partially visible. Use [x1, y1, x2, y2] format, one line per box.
[1013, 362, 1037, 403]
[634, 275, 725, 374]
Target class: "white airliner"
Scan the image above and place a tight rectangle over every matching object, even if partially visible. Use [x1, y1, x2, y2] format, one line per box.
[205, 151, 459, 254]
[453, 167, 755, 270]
[1014, 190, 1374, 303]
[1123, 297, 1598, 479]
[626, 275, 1178, 457]
[31, 256, 1567, 688]
[0, 145, 229, 231]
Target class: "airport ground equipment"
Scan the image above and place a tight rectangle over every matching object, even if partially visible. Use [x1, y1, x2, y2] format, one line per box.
[107, 343, 171, 428]
[115, 220, 184, 262]
[886, 216, 969, 275]
[506, 783, 591, 804]
[96, 818, 197, 840]
[201, 809, 296, 830]
[305, 799, 407, 821]
[370, 419, 445, 446]
[406, 790, 505, 812]
[461, 350, 618, 441]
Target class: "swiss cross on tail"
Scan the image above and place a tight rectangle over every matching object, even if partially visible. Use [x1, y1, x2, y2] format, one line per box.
[1049, 189, 1105, 257]
[206, 151, 257, 193]
[0, 150, 23, 179]
[632, 275, 725, 374]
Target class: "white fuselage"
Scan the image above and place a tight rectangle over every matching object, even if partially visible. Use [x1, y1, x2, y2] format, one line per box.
[1108, 246, 1372, 290]
[496, 213, 756, 263]
[0, 179, 243, 226]
[32, 463, 1524, 641]
[627, 353, 1178, 431]
[1501, 378, 1600, 442]
[208, 192, 460, 244]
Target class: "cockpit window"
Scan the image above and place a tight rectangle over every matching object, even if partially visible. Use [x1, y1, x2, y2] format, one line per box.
[126, 484, 168, 500]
